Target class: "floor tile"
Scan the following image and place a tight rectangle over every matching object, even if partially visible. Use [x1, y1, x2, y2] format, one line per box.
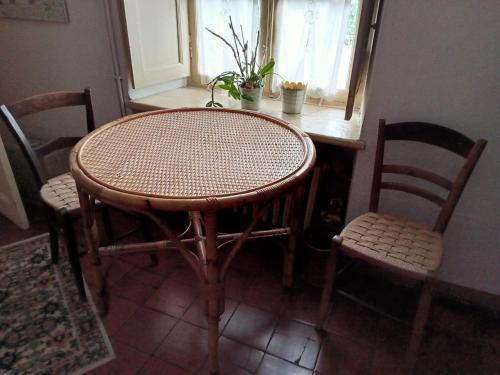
[2, 210, 498, 375]
[0, 215, 46, 246]
[481, 314, 500, 353]
[258, 255, 285, 277]
[169, 261, 200, 286]
[243, 287, 286, 314]
[323, 295, 379, 345]
[197, 361, 250, 375]
[106, 258, 137, 286]
[480, 315, 500, 372]
[224, 268, 257, 301]
[223, 304, 277, 351]
[230, 245, 263, 273]
[253, 242, 284, 275]
[198, 336, 265, 374]
[111, 267, 165, 304]
[145, 278, 198, 318]
[101, 295, 140, 336]
[127, 267, 166, 287]
[267, 319, 321, 369]
[256, 354, 313, 375]
[334, 266, 417, 322]
[138, 356, 190, 374]
[415, 332, 484, 375]
[114, 307, 177, 353]
[481, 343, 500, 375]
[124, 250, 183, 277]
[83, 256, 134, 288]
[282, 286, 322, 326]
[87, 340, 149, 375]
[314, 333, 372, 375]
[252, 270, 285, 293]
[370, 318, 409, 375]
[219, 336, 265, 373]
[121, 253, 159, 269]
[155, 321, 208, 372]
[153, 251, 183, 276]
[182, 295, 238, 330]
[429, 300, 482, 338]
[243, 272, 286, 313]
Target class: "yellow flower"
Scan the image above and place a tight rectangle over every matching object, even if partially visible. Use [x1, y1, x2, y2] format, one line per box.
[282, 81, 306, 90]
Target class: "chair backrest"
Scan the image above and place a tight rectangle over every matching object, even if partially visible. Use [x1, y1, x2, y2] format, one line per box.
[0, 88, 95, 189]
[369, 120, 487, 233]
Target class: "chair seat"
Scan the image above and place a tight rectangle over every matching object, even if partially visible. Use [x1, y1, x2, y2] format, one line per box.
[40, 172, 80, 213]
[340, 212, 443, 279]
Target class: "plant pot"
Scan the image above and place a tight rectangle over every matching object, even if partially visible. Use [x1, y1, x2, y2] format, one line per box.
[240, 86, 263, 111]
[282, 87, 306, 114]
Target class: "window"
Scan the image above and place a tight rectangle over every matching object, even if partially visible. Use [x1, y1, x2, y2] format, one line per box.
[123, 0, 381, 115]
[194, 0, 261, 86]
[194, 0, 360, 106]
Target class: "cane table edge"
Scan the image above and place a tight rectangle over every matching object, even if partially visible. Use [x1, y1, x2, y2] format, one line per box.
[70, 108, 316, 211]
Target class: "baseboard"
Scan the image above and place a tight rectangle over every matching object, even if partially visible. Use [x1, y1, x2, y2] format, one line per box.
[339, 263, 500, 316]
[435, 280, 500, 316]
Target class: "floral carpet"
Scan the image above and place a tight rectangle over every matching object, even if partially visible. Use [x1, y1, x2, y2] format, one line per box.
[0, 234, 114, 374]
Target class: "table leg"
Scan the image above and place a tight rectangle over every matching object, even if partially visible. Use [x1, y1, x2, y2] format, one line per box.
[204, 210, 223, 375]
[303, 165, 322, 230]
[77, 187, 107, 311]
[284, 186, 306, 288]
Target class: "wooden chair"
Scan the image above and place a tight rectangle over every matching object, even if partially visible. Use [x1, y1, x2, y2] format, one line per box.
[0, 89, 113, 300]
[317, 120, 487, 372]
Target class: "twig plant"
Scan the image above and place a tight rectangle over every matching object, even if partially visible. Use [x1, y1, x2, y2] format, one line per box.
[205, 17, 275, 107]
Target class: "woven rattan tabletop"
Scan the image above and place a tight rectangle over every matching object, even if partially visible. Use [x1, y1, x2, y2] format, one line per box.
[71, 108, 315, 211]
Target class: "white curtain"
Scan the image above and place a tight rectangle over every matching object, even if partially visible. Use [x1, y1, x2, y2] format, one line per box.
[273, 0, 354, 101]
[195, 0, 261, 84]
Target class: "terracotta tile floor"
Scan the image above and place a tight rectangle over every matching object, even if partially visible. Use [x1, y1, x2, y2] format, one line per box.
[1, 211, 499, 375]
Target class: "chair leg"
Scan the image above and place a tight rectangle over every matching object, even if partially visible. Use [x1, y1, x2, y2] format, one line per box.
[62, 214, 86, 300]
[317, 235, 342, 330]
[49, 224, 59, 264]
[101, 206, 114, 245]
[141, 216, 158, 266]
[405, 279, 434, 373]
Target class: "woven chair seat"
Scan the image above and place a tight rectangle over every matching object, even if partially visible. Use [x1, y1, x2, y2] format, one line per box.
[40, 172, 81, 213]
[340, 212, 443, 278]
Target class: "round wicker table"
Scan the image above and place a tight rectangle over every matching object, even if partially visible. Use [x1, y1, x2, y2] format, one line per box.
[70, 108, 315, 374]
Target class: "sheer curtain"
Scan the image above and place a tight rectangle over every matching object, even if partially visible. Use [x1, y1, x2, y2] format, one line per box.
[272, 0, 355, 101]
[195, 0, 261, 84]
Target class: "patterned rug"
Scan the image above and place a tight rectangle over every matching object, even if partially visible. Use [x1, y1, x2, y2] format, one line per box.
[0, 234, 114, 374]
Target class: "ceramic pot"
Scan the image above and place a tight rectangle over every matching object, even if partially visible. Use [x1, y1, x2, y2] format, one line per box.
[282, 87, 306, 114]
[240, 86, 263, 111]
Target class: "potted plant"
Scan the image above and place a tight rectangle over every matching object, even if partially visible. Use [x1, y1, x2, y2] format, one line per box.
[205, 17, 275, 111]
[281, 81, 307, 114]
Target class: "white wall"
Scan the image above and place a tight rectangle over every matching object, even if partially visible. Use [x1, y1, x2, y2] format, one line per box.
[0, 0, 124, 214]
[0, 0, 122, 132]
[348, 0, 500, 295]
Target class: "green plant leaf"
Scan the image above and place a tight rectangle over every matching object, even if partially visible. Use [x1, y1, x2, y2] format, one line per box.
[241, 94, 253, 101]
[228, 84, 241, 100]
[205, 101, 224, 107]
[218, 84, 233, 90]
[257, 59, 275, 77]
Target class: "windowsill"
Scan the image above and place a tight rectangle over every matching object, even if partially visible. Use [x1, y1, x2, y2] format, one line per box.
[128, 87, 364, 150]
